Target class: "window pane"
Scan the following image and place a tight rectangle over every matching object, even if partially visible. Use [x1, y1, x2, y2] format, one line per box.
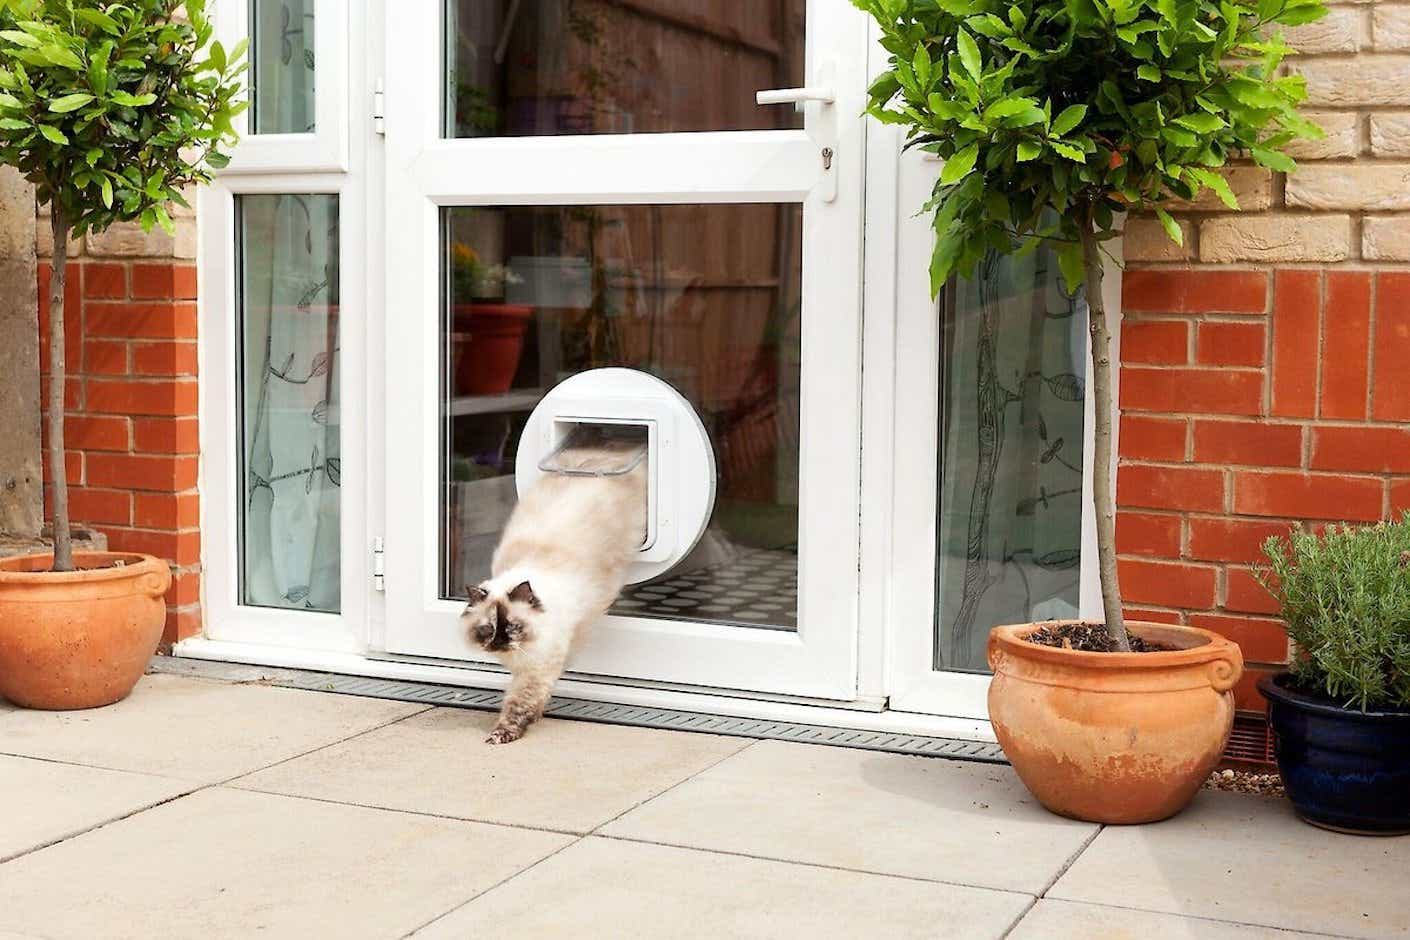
[237, 195, 341, 611]
[443, 0, 805, 137]
[440, 203, 801, 631]
[250, 0, 316, 133]
[934, 249, 1086, 671]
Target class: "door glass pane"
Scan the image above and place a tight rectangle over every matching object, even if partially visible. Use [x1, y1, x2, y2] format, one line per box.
[237, 194, 341, 611]
[250, 0, 316, 133]
[443, 0, 805, 137]
[440, 204, 801, 631]
[934, 249, 1086, 671]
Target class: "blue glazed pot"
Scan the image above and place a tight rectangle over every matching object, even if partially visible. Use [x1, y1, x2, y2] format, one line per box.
[1260, 673, 1410, 835]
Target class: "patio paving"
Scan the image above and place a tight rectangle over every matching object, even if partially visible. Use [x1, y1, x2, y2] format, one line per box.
[1, 668, 1406, 939]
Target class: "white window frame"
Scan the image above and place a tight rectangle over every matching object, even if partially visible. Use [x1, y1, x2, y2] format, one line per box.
[878, 144, 1122, 721]
[197, 0, 369, 652]
[215, 0, 349, 173]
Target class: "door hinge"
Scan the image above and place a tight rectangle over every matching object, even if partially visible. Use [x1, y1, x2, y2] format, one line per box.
[373, 78, 385, 136]
[372, 537, 386, 592]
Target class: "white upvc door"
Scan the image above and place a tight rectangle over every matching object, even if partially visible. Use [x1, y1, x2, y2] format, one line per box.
[377, 1, 871, 700]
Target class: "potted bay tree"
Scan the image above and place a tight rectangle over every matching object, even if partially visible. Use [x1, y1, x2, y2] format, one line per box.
[0, 0, 242, 709]
[855, 0, 1324, 822]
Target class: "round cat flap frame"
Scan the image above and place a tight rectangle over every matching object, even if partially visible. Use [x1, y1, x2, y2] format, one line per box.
[515, 368, 718, 584]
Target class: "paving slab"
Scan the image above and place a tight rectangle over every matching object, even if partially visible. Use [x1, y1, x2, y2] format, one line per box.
[1050, 789, 1410, 939]
[0, 754, 192, 861]
[0, 787, 571, 940]
[1009, 899, 1348, 939]
[0, 674, 425, 782]
[236, 706, 751, 833]
[600, 738, 1097, 894]
[414, 835, 1032, 939]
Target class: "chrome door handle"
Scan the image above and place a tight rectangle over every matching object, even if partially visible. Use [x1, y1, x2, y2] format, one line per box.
[756, 86, 836, 106]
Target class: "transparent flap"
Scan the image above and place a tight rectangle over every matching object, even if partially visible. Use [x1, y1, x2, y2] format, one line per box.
[537, 423, 648, 477]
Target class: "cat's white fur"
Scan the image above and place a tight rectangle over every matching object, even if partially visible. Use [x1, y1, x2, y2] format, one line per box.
[461, 444, 646, 744]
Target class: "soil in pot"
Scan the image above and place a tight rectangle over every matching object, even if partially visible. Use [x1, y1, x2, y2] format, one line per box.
[0, 552, 171, 710]
[1260, 673, 1410, 836]
[1025, 621, 1173, 653]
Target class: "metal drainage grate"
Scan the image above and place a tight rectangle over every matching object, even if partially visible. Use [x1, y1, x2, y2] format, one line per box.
[151, 657, 1008, 764]
[1223, 712, 1276, 767]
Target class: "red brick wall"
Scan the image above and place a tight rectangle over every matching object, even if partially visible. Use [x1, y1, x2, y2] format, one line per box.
[1117, 268, 1410, 710]
[38, 257, 202, 645]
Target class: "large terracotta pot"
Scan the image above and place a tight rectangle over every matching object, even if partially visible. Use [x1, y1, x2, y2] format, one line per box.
[452, 303, 534, 396]
[0, 552, 171, 710]
[987, 620, 1243, 824]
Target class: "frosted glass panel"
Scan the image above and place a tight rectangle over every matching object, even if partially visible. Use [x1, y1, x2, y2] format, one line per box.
[251, 0, 316, 133]
[237, 194, 341, 611]
[935, 248, 1086, 671]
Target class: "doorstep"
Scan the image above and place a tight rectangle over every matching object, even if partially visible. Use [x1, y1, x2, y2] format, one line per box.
[149, 654, 1007, 764]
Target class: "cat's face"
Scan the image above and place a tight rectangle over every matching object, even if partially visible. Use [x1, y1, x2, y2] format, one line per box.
[461, 580, 543, 654]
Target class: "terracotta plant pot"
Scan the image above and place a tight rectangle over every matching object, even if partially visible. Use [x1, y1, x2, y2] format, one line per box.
[0, 552, 171, 710]
[452, 303, 534, 396]
[987, 620, 1243, 824]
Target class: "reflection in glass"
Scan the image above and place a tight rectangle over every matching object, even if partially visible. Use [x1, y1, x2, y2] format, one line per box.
[251, 0, 316, 133]
[443, 0, 804, 137]
[440, 204, 801, 631]
[237, 195, 341, 612]
[935, 248, 1086, 671]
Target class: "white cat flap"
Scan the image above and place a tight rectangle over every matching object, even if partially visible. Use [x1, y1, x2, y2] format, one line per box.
[515, 368, 718, 584]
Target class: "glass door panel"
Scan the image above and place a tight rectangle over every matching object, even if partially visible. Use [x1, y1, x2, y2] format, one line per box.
[441, 203, 802, 631]
[443, 0, 805, 137]
[934, 249, 1086, 672]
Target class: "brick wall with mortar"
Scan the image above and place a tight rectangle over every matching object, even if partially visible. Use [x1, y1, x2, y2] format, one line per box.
[36, 203, 201, 646]
[1118, 5, 1410, 711]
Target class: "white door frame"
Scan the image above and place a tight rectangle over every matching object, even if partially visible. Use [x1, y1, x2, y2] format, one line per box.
[878, 144, 1122, 720]
[376, 0, 873, 701]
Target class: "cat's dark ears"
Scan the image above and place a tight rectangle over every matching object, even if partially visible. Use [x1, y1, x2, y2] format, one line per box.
[464, 584, 489, 604]
[509, 580, 542, 610]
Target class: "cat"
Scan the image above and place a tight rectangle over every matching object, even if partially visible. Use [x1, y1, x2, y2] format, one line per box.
[460, 440, 647, 744]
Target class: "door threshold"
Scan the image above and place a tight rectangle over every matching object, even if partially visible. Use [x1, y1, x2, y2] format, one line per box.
[170, 637, 999, 747]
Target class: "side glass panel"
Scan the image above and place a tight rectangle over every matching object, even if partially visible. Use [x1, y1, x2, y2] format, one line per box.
[443, 0, 804, 137]
[439, 203, 802, 631]
[250, 0, 316, 133]
[236, 194, 341, 611]
[934, 249, 1086, 671]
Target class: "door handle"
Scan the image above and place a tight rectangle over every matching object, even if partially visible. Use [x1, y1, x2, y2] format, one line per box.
[755, 86, 836, 106]
[755, 86, 838, 202]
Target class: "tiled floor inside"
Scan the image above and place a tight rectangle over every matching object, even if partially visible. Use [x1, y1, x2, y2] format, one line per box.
[2, 667, 1407, 939]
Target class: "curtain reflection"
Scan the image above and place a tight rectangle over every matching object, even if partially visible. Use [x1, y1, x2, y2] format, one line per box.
[238, 195, 341, 612]
[251, 0, 315, 134]
[935, 248, 1086, 671]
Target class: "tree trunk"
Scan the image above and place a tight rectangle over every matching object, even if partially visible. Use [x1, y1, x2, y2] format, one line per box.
[48, 207, 73, 573]
[1078, 221, 1129, 651]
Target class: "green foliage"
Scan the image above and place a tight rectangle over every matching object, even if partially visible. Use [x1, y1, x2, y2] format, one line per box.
[1260, 517, 1410, 711]
[854, 0, 1326, 295]
[0, 0, 244, 237]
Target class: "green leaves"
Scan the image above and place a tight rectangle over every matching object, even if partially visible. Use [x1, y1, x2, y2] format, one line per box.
[0, 0, 244, 242]
[1050, 104, 1087, 136]
[47, 92, 92, 112]
[940, 142, 979, 183]
[1154, 207, 1182, 244]
[956, 29, 982, 80]
[857, 0, 1325, 295]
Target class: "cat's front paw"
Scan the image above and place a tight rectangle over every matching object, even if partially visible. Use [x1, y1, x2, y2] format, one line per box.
[485, 725, 524, 745]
